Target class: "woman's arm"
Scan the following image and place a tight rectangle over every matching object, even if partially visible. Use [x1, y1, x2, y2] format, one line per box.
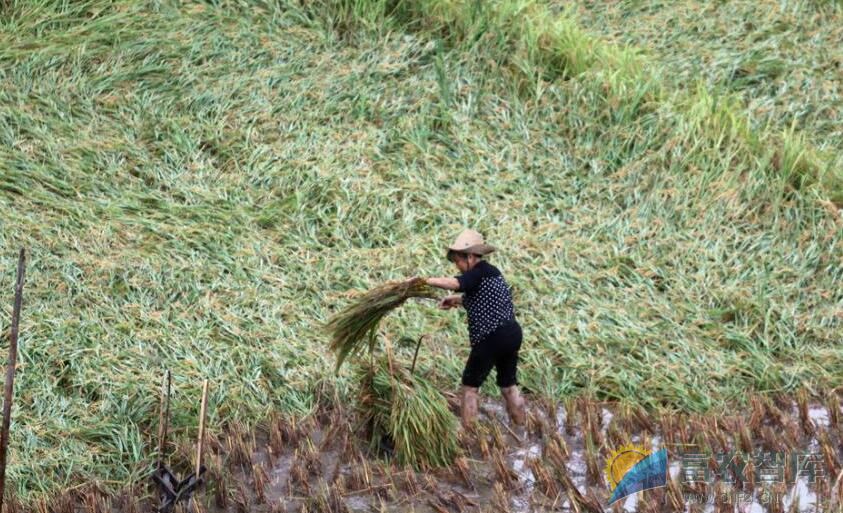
[425, 277, 461, 290]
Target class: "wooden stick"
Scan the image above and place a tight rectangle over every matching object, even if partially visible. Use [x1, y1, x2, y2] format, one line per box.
[409, 335, 429, 375]
[195, 380, 209, 479]
[156, 369, 171, 470]
[0, 249, 25, 513]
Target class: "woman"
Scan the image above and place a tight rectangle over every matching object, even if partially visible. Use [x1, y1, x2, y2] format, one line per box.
[422, 229, 526, 428]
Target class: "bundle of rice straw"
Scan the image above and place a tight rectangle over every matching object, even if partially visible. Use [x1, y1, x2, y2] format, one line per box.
[326, 278, 437, 372]
[355, 357, 459, 469]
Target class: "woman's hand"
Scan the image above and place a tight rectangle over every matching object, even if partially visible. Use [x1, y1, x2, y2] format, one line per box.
[439, 294, 462, 309]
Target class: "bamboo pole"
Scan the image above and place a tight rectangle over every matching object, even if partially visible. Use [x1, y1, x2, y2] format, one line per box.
[0, 249, 25, 513]
[156, 369, 171, 470]
[195, 380, 209, 479]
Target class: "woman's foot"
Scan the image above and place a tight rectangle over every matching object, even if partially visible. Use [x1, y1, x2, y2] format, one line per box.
[501, 385, 526, 426]
[460, 385, 479, 428]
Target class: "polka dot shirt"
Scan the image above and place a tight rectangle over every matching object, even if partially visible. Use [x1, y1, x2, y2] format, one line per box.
[455, 261, 517, 346]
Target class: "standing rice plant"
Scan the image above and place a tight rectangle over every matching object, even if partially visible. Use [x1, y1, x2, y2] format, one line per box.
[46, 492, 73, 513]
[583, 432, 602, 486]
[451, 456, 472, 489]
[543, 434, 568, 471]
[232, 483, 250, 513]
[560, 468, 603, 513]
[208, 455, 228, 510]
[491, 448, 518, 490]
[114, 488, 139, 513]
[769, 484, 785, 513]
[666, 474, 684, 511]
[713, 481, 731, 513]
[475, 425, 492, 461]
[541, 397, 559, 430]
[332, 472, 347, 495]
[526, 411, 547, 438]
[252, 463, 268, 504]
[563, 398, 578, 436]
[268, 415, 286, 459]
[81, 489, 109, 513]
[797, 389, 814, 436]
[818, 429, 841, 478]
[289, 439, 320, 495]
[488, 422, 505, 452]
[337, 426, 355, 466]
[660, 412, 675, 447]
[675, 415, 689, 446]
[225, 426, 253, 471]
[306, 479, 347, 513]
[826, 392, 840, 430]
[580, 398, 603, 447]
[299, 438, 322, 479]
[825, 391, 840, 431]
[835, 472, 843, 512]
[707, 420, 729, 454]
[528, 457, 559, 499]
[749, 394, 766, 431]
[761, 425, 786, 453]
[345, 452, 371, 492]
[736, 417, 753, 454]
[395, 466, 419, 495]
[490, 482, 512, 513]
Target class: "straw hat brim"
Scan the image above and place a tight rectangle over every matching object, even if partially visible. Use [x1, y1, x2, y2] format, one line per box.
[445, 243, 496, 255]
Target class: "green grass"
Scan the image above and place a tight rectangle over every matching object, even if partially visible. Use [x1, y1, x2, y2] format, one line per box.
[0, 0, 840, 502]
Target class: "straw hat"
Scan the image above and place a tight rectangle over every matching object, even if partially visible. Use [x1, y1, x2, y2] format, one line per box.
[446, 229, 496, 256]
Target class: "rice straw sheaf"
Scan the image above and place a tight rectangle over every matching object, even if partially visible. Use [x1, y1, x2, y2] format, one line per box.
[355, 358, 459, 469]
[326, 278, 437, 372]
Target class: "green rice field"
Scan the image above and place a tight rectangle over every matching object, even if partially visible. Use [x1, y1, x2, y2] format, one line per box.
[0, 0, 840, 503]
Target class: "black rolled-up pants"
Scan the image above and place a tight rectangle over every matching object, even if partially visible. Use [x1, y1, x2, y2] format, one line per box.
[461, 321, 522, 388]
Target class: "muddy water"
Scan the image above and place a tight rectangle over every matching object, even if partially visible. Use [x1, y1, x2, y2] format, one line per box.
[170, 398, 841, 513]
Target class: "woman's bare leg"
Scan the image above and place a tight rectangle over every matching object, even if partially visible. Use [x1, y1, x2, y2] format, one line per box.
[460, 385, 479, 427]
[501, 385, 526, 425]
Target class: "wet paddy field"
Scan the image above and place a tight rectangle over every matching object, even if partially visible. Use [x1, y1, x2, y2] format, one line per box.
[9, 392, 839, 513]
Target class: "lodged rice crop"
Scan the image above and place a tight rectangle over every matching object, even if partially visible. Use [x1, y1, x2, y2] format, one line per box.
[566, 0, 843, 154]
[326, 278, 437, 372]
[0, 0, 840, 502]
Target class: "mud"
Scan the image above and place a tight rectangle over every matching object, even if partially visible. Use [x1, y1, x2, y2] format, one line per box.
[195, 396, 838, 513]
[8, 395, 841, 513]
